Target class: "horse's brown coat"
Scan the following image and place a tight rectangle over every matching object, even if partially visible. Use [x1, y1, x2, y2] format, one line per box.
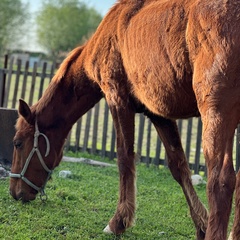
[10, 0, 240, 239]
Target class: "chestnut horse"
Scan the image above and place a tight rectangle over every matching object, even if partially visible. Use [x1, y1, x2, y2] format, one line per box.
[9, 0, 240, 239]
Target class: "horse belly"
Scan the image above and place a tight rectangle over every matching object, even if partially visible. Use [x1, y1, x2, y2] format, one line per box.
[121, 2, 198, 119]
[131, 74, 199, 119]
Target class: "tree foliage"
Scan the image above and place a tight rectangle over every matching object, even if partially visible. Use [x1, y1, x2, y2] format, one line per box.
[36, 0, 102, 60]
[0, 0, 28, 56]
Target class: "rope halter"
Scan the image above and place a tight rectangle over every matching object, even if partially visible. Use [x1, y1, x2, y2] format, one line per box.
[10, 120, 52, 201]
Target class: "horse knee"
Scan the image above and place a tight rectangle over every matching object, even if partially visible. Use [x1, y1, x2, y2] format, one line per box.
[220, 169, 236, 195]
[208, 163, 235, 197]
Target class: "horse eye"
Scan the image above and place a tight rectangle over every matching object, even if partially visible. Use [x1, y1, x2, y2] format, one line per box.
[13, 140, 22, 149]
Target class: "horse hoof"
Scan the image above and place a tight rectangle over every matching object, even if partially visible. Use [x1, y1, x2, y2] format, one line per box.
[103, 225, 113, 234]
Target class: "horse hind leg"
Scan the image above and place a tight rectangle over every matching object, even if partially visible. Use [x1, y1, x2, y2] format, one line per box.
[147, 113, 208, 240]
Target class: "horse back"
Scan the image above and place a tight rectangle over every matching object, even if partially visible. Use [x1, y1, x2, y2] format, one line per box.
[84, 0, 240, 119]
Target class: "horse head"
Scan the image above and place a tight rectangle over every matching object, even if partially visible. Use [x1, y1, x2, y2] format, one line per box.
[9, 44, 103, 203]
[9, 99, 63, 202]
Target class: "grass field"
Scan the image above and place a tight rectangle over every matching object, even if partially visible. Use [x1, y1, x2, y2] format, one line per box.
[0, 153, 209, 240]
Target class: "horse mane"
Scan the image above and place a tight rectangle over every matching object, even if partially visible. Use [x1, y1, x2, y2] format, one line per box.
[52, 45, 85, 83]
[118, 0, 145, 3]
[29, 45, 85, 116]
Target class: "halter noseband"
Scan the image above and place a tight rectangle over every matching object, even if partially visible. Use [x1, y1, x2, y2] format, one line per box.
[10, 120, 52, 201]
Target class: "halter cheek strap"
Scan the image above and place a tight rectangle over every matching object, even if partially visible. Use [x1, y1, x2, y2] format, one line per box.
[10, 121, 52, 201]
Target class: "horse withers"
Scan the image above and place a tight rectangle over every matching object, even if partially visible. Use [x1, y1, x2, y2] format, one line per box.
[9, 0, 240, 239]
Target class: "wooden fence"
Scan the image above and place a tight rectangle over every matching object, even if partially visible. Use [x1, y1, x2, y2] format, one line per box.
[1, 55, 240, 174]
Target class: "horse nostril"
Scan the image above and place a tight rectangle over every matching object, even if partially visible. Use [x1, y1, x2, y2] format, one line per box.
[9, 189, 19, 201]
[9, 187, 24, 201]
[15, 192, 27, 202]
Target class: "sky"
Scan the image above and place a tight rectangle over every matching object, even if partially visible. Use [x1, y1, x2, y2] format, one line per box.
[18, 0, 116, 52]
[23, 0, 116, 16]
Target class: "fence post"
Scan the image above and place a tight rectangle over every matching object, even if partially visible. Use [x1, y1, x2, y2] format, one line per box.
[3, 57, 14, 108]
[101, 102, 109, 157]
[194, 118, 203, 174]
[185, 118, 193, 161]
[236, 125, 240, 172]
[0, 69, 4, 107]
[137, 114, 145, 157]
[0, 55, 8, 107]
[11, 59, 22, 109]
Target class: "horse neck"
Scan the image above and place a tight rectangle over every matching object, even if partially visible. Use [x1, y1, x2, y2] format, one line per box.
[34, 60, 102, 137]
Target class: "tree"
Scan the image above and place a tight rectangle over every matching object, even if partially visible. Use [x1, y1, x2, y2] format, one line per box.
[36, 0, 102, 61]
[0, 0, 28, 56]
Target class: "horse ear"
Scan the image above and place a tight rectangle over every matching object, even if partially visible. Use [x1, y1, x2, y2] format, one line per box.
[18, 99, 33, 124]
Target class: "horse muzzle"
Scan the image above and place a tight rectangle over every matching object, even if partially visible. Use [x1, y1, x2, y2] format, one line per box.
[10, 179, 37, 202]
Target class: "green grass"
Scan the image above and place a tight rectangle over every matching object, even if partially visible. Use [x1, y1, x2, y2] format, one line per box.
[0, 153, 208, 240]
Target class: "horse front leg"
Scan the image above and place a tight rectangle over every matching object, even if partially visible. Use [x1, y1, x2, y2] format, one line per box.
[229, 170, 240, 240]
[103, 103, 136, 235]
[201, 114, 236, 240]
[148, 114, 208, 240]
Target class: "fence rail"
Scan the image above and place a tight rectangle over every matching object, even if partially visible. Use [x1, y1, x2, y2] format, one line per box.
[1, 55, 240, 174]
